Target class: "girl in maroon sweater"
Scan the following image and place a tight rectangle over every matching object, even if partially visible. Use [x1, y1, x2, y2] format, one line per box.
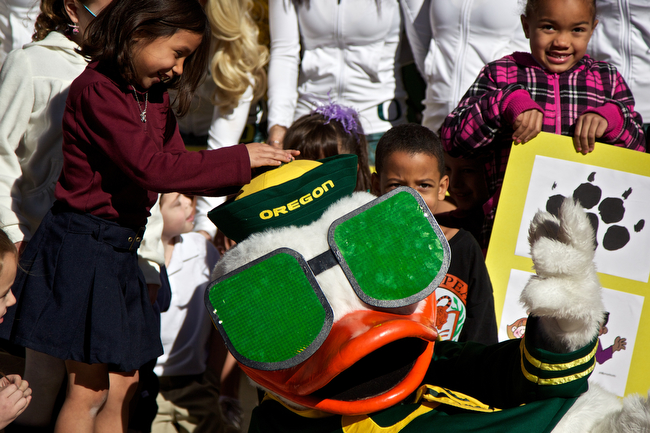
[4, 0, 297, 431]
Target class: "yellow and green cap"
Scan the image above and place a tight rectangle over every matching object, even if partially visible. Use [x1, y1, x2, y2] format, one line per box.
[209, 154, 358, 242]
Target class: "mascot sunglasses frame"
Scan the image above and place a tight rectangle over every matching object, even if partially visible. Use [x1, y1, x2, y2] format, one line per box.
[205, 187, 451, 371]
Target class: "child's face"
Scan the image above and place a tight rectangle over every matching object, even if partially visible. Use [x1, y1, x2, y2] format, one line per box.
[444, 153, 489, 213]
[373, 151, 448, 213]
[521, 0, 597, 74]
[132, 30, 203, 89]
[160, 193, 196, 240]
[0, 253, 17, 323]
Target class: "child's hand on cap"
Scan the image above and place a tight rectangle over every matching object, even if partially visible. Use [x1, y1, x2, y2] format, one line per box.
[246, 142, 300, 168]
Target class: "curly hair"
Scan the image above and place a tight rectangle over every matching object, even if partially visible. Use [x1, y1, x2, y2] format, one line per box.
[32, 0, 91, 42]
[375, 124, 445, 179]
[205, 0, 269, 114]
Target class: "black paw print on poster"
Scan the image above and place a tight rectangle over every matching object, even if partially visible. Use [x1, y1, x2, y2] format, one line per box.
[546, 172, 645, 251]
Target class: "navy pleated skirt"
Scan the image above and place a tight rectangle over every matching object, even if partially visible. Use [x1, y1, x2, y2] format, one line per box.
[2, 203, 162, 372]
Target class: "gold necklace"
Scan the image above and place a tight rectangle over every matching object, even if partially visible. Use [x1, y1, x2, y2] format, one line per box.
[131, 85, 148, 123]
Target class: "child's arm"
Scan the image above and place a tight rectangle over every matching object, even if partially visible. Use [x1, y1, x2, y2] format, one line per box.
[440, 60, 543, 156]
[246, 142, 299, 168]
[74, 82, 294, 196]
[400, 0, 431, 78]
[573, 68, 646, 154]
[426, 317, 595, 409]
[267, 0, 302, 147]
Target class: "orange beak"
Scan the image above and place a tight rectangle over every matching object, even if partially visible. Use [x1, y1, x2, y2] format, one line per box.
[241, 294, 438, 415]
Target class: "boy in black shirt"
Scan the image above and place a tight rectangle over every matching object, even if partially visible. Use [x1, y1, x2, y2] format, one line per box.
[372, 124, 497, 344]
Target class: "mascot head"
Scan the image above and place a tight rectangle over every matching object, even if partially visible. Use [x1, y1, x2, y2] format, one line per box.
[205, 154, 450, 416]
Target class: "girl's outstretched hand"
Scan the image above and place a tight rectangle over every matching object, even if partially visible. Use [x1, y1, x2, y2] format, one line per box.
[512, 109, 543, 144]
[246, 142, 299, 168]
[573, 113, 607, 155]
[0, 375, 32, 429]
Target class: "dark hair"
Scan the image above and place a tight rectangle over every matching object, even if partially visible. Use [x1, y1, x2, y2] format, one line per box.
[375, 123, 445, 178]
[524, 0, 597, 20]
[0, 229, 17, 277]
[284, 113, 372, 192]
[33, 0, 90, 41]
[81, 0, 211, 116]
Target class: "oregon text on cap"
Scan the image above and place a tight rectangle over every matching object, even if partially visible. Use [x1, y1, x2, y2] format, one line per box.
[259, 180, 335, 220]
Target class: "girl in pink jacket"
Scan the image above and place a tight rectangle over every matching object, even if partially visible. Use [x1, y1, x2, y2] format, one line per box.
[440, 0, 645, 244]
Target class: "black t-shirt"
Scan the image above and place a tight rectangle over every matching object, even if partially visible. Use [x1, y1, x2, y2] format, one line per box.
[435, 229, 498, 345]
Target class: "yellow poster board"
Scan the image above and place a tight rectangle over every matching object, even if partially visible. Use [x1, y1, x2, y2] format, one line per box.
[486, 131, 650, 396]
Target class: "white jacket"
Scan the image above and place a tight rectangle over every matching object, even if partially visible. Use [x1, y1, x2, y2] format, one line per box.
[0, 31, 87, 243]
[0, 0, 39, 67]
[588, 0, 650, 122]
[267, 0, 407, 135]
[154, 232, 220, 377]
[401, 0, 528, 132]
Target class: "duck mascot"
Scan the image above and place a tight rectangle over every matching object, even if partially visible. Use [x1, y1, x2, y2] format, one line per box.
[205, 154, 650, 432]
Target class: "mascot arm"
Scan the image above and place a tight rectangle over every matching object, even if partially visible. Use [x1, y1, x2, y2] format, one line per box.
[424, 315, 597, 409]
[520, 199, 604, 354]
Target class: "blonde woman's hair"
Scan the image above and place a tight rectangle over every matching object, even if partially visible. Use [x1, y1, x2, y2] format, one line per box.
[205, 0, 269, 113]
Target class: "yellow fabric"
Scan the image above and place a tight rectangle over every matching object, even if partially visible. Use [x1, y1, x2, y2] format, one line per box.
[521, 361, 595, 386]
[341, 402, 437, 433]
[521, 339, 598, 371]
[416, 385, 500, 413]
[237, 160, 322, 200]
[520, 339, 597, 385]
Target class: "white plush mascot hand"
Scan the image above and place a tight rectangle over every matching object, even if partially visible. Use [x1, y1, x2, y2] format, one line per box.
[522, 197, 603, 353]
[521, 198, 650, 433]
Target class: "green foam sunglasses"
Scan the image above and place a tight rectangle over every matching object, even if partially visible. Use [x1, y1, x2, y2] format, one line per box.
[204, 187, 450, 371]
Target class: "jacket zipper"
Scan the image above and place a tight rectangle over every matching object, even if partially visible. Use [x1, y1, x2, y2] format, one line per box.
[453, 0, 474, 105]
[619, 0, 631, 81]
[553, 73, 561, 135]
[336, 0, 345, 99]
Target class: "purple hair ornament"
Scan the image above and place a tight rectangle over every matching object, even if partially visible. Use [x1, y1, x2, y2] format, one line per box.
[311, 100, 361, 139]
